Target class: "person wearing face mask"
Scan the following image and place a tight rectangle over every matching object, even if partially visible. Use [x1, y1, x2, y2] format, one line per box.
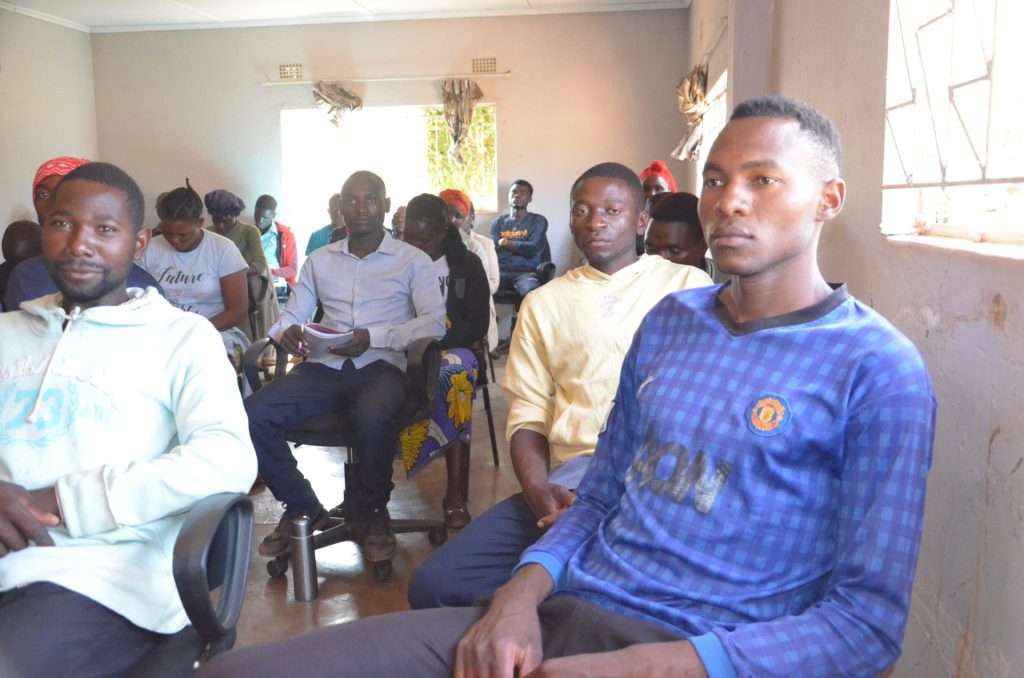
[203, 189, 278, 338]
[253, 194, 297, 305]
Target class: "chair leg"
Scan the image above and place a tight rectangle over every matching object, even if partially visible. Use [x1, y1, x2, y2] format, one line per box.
[481, 384, 500, 467]
[443, 439, 472, 529]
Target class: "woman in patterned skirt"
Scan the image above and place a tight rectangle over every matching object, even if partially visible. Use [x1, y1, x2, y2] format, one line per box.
[400, 193, 490, 528]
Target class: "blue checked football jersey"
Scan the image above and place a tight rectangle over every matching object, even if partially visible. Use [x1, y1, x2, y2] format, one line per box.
[520, 283, 936, 677]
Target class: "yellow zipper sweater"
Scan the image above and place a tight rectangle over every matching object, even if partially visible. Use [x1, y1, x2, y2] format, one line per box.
[502, 255, 712, 466]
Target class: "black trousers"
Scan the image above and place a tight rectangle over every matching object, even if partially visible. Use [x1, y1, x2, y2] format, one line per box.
[245, 359, 409, 516]
[0, 582, 164, 678]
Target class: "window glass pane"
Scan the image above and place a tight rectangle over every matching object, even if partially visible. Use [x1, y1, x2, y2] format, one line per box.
[882, 0, 1024, 239]
[280, 104, 498, 256]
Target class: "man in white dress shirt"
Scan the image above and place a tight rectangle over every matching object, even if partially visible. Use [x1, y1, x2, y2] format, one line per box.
[245, 171, 446, 563]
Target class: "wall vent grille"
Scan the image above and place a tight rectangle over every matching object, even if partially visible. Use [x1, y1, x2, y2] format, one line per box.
[279, 63, 304, 80]
[471, 57, 497, 74]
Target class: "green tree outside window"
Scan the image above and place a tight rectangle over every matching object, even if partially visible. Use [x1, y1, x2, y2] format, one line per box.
[425, 104, 498, 212]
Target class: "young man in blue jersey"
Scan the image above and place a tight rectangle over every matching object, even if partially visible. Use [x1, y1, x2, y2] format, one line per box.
[199, 96, 935, 678]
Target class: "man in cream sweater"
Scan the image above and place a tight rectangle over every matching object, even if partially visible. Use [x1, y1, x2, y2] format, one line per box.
[409, 162, 712, 608]
[0, 162, 256, 676]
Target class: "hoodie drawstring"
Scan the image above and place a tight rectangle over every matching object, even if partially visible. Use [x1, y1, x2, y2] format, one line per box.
[26, 306, 81, 423]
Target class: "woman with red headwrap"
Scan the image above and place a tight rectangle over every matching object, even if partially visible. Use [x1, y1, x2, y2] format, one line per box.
[638, 160, 678, 200]
[439, 189, 499, 351]
[32, 156, 91, 223]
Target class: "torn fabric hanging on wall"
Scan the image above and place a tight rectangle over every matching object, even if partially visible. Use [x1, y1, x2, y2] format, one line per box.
[441, 79, 483, 163]
[670, 63, 709, 162]
[313, 81, 363, 127]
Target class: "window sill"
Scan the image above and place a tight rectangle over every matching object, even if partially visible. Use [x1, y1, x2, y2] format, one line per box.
[884, 234, 1024, 261]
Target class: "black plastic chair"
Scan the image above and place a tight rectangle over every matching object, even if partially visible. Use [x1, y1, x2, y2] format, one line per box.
[246, 270, 270, 338]
[493, 258, 558, 350]
[241, 336, 447, 588]
[472, 340, 500, 467]
[126, 493, 254, 678]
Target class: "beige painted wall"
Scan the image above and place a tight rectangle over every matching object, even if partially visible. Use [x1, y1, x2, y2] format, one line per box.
[91, 10, 691, 271]
[768, 2, 1023, 677]
[0, 9, 98, 243]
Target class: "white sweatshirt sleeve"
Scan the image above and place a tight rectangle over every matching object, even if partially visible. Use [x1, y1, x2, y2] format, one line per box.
[55, 319, 258, 538]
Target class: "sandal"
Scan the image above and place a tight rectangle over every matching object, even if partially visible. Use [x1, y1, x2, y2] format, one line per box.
[443, 497, 471, 529]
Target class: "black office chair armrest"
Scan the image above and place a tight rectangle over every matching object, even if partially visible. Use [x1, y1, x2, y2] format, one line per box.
[493, 289, 520, 305]
[242, 337, 287, 393]
[406, 338, 441, 407]
[172, 493, 254, 658]
[536, 261, 557, 284]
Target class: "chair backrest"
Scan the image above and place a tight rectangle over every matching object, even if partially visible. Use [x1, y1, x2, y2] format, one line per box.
[172, 493, 254, 657]
[536, 261, 557, 285]
[126, 493, 253, 677]
[539, 238, 552, 264]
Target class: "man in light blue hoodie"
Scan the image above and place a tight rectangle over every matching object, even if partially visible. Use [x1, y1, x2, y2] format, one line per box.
[0, 162, 257, 677]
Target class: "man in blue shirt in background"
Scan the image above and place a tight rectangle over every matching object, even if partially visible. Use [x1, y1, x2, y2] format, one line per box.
[305, 193, 347, 255]
[201, 96, 935, 678]
[490, 179, 550, 294]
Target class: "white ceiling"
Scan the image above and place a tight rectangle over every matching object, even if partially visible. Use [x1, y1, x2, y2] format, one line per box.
[0, 0, 690, 33]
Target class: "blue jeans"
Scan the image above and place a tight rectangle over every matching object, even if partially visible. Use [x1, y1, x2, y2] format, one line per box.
[408, 456, 592, 608]
[408, 492, 542, 608]
[244, 359, 408, 516]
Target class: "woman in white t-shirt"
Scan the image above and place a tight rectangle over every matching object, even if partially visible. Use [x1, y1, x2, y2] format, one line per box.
[140, 180, 249, 353]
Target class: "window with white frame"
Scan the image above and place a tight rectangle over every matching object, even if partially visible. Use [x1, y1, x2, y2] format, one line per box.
[882, 0, 1024, 244]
